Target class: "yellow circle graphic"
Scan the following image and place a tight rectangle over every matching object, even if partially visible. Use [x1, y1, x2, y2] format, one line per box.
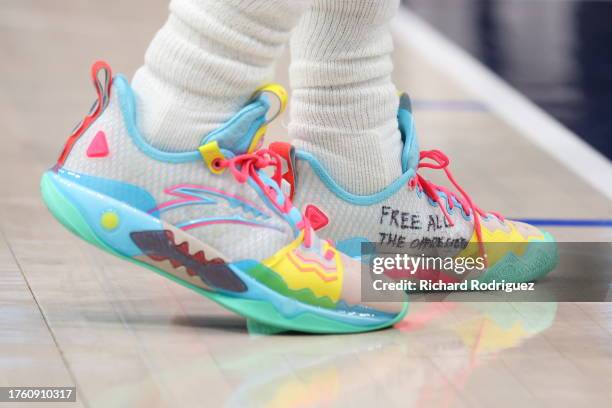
[100, 211, 120, 231]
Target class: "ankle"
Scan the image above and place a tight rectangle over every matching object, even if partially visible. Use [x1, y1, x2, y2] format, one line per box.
[131, 67, 242, 152]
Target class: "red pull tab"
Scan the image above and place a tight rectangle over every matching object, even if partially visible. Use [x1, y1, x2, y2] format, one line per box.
[56, 60, 113, 167]
[89, 60, 113, 119]
[269, 141, 296, 200]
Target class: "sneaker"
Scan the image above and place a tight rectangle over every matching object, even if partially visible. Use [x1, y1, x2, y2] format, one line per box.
[270, 93, 558, 285]
[41, 61, 407, 333]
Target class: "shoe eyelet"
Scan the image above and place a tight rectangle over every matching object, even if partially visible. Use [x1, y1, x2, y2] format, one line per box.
[211, 158, 223, 171]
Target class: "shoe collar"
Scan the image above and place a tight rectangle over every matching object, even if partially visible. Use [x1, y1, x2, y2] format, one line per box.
[201, 84, 288, 156]
[115, 76, 278, 163]
[272, 93, 420, 204]
[201, 98, 269, 156]
[398, 93, 420, 174]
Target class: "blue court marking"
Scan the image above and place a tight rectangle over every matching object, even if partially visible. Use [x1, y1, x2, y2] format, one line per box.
[412, 99, 489, 112]
[513, 218, 612, 227]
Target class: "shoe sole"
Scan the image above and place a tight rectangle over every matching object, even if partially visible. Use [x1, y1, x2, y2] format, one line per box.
[41, 170, 407, 334]
[476, 233, 558, 284]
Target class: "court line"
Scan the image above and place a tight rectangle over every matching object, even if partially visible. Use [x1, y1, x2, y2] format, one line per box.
[393, 8, 612, 201]
[412, 99, 489, 112]
[513, 218, 612, 228]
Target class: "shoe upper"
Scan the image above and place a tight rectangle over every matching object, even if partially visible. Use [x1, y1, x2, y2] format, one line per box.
[54, 63, 404, 315]
[272, 93, 556, 281]
[61, 74, 299, 262]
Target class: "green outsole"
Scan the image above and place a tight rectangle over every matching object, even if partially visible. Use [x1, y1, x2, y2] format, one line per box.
[477, 232, 558, 284]
[40, 171, 408, 334]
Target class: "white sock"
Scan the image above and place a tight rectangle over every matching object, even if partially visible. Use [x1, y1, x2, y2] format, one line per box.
[289, 0, 403, 195]
[132, 0, 310, 152]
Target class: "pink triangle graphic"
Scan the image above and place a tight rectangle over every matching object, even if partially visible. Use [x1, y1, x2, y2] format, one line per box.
[305, 204, 329, 231]
[87, 130, 109, 158]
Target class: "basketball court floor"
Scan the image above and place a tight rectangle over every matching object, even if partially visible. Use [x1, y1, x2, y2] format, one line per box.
[1, 1, 611, 407]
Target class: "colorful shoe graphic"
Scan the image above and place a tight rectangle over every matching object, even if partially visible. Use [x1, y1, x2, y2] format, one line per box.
[271, 93, 558, 285]
[41, 61, 407, 333]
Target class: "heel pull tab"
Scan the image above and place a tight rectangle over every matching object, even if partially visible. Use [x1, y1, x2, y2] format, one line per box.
[269, 142, 296, 201]
[251, 84, 288, 125]
[56, 61, 113, 167]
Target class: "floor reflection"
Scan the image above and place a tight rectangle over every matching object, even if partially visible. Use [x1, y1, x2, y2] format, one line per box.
[230, 301, 557, 407]
[89, 301, 557, 407]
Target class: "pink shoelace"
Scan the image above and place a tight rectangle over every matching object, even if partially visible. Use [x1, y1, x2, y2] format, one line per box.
[408, 149, 504, 258]
[217, 149, 335, 260]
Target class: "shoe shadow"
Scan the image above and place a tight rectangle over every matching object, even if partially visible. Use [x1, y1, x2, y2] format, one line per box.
[81, 308, 250, 333]
[171, 315, 248, 333]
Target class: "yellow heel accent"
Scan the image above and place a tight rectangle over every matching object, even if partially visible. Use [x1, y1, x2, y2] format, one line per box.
[198, 141, 226, 174]
[262, 233, 343, 302]
[252, 83, 288, 125]
[457, 221, 538, 266]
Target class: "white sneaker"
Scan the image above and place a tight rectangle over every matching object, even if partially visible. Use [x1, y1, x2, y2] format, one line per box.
[41, 61, 407, 333]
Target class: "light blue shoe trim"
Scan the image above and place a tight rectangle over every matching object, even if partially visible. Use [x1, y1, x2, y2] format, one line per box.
[399, 108, 420, 173]
[49, 171, 162, 257]
[115, 75, 201, 163]
[294, 99, 474, 217]
[202, 97, 270, 153]
[295, 150, 416, 206]
[114, 75, 269, 163]
[57, 168, 159, 217]
[336, 237, 370, 259]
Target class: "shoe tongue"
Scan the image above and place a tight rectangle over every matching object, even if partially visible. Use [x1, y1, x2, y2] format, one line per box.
[200, 94, 271, 155]
[398, 93, 420, 174]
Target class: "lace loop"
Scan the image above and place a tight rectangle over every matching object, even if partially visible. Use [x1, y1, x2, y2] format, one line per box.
[218, 149, 313, 248]
[409, 149, 504, 259]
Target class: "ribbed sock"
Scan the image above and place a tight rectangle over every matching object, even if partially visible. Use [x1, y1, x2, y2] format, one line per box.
[289, 0, 403, 195]
[132, 0, 310, 152]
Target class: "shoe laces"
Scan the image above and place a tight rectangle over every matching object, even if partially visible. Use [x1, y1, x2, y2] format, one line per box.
[218, 149, 335, 260]
[408, 149, 504, 259]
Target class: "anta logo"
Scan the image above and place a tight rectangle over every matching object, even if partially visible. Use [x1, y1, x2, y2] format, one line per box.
[150, 184, 282, 231]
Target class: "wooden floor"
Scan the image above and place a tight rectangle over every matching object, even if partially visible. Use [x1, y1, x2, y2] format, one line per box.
[1, 1, 612, 407]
